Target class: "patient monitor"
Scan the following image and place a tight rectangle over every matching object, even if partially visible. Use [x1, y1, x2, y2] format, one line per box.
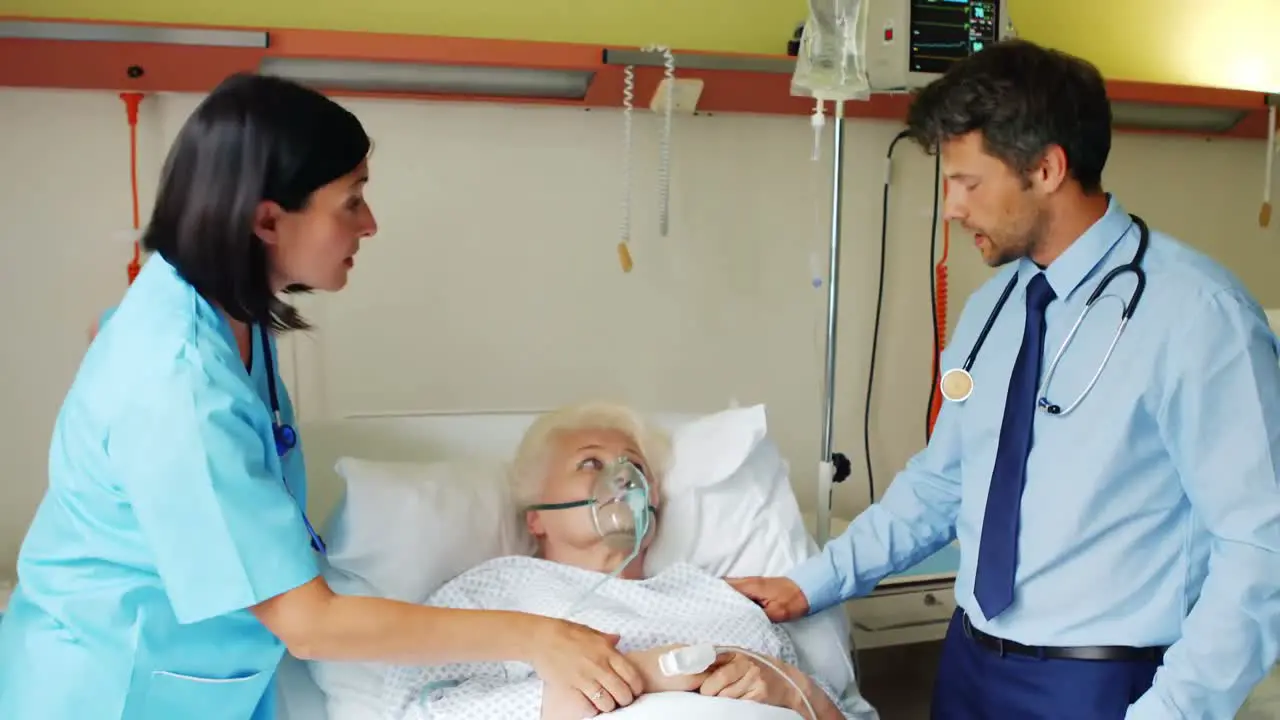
[864, 0, 1017, 92]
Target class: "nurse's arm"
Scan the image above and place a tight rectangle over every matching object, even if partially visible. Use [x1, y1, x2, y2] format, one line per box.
[1127, 289, 1280, 720]
[109, 362, 557, 668]
[250, 578, 550, 665]
[784, 342, 966, 615]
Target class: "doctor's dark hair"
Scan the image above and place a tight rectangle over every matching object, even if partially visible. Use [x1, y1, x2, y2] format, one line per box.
[141, 72, 371, 331]
[904, 39, 1112, 194]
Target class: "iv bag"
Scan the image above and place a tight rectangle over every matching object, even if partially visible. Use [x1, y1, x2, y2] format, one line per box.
[791, 0, 871, 103]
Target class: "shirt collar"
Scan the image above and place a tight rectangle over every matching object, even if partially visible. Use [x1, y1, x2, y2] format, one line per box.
[1018, 195, 1135, 302]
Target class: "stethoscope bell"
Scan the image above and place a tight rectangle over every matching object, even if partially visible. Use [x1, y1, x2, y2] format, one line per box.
[939, 368, 974, 403]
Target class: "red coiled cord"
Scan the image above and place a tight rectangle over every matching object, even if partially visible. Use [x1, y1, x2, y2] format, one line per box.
[121, 92, 144, 285]
[928, 179, 951, 436]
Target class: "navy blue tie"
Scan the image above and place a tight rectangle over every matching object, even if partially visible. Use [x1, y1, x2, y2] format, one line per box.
[973, 272, 1056, 620]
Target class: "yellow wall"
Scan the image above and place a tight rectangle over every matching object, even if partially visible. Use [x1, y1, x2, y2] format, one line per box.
[1011, 0, 1280, 93]
[0, 0, 809, 57]
[2, 0, 1278, 92]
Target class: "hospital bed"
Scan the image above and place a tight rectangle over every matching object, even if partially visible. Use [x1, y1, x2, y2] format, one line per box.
[275, 404, 876, 720]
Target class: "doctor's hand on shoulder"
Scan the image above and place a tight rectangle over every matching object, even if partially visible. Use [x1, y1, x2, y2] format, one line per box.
[726, 577, 809, 623]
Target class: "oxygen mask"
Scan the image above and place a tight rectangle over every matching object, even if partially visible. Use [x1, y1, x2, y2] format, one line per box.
[530, 457, 657, 617]
[530, 457, 655, 554]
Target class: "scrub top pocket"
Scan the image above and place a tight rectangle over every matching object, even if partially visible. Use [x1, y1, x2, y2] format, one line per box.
[141, 669, 269, 720]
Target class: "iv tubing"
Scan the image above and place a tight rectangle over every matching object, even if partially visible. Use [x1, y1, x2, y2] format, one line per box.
[719, 647, 817, 720]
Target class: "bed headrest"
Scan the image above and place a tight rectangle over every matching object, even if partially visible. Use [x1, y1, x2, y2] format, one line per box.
[298, 410, 706, 529]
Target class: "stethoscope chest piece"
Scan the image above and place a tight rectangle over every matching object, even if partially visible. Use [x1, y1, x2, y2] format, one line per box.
[939, 367, 974, 403]
[273, 423, 297, 458]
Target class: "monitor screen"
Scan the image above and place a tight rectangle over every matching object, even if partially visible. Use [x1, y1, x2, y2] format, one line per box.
[908, 0, 1001, 75]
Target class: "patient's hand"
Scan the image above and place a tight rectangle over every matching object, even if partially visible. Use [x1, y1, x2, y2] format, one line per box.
[699, 650, 844, 720]
[541, 645, 705, 718]
[698, 650, 800, 708]
[541, 681, 598, 720]
[626, 644, 707, 694]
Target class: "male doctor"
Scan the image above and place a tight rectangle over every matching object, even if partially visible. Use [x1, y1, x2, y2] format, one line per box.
[731, 39, 1280, 719]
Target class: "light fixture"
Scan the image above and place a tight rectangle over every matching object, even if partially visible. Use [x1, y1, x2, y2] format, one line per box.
[602, 48, 794, 75]
[0, 19, 266, 48]
[258, 57, 594, 100]
[1110, 99, 1249, 134]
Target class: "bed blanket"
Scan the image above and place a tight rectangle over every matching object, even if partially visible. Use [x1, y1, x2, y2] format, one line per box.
[380, 556, 857, 719]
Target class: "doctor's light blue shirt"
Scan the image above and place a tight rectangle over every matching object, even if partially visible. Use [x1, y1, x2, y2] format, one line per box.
[788, 198, 1280, 719]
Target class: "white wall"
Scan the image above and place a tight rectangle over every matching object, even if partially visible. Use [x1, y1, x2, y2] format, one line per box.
[1, 87, 1278, 573]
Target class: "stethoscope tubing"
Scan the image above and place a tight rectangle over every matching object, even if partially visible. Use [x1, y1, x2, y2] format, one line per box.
[941, 214, 1149, 415]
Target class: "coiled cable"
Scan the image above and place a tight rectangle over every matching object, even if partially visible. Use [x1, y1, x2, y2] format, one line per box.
[928, 170, 950, 438]
[924, 153, 943, 443]
[618, 65, 636, 271]
[645, 45, 676, 237]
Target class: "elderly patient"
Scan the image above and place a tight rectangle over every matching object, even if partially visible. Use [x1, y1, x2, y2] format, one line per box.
[379, 402, 857, 720]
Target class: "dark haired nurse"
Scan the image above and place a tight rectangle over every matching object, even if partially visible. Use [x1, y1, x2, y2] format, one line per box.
[0, 73, 642, 720]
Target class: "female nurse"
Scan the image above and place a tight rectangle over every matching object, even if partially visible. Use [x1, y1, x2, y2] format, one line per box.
[0, 73, 643, 720]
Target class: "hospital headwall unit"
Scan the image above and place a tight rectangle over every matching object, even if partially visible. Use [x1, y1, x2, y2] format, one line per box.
[0, 16, 1275, 138]
[1, 5, 1278, 652]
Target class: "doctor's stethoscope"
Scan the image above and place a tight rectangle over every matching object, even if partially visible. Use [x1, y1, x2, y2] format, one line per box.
[259, 325, 328, 555]
[938, 214, 1148, 417]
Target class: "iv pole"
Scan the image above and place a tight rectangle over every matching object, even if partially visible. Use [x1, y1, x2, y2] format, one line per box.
[816, 100, 845, 548]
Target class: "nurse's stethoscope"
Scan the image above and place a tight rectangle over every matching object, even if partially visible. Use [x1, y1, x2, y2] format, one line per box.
[259, 325, 328, 554]
[938, 214, 1148, 417]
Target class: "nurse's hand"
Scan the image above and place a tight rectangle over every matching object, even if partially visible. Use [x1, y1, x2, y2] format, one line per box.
[529, 617, 643, 714]
[726, 576, 809, 623]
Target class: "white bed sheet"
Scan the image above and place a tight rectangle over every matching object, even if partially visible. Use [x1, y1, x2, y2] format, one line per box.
[606, 692, 807, 718]
[268, 664, 813, 720]
[278, 652, 329, 720]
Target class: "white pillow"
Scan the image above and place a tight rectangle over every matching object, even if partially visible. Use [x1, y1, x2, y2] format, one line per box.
[319, 457, 530, 603]
[307, 458, 532, 720]
[308, 405, 858, 719]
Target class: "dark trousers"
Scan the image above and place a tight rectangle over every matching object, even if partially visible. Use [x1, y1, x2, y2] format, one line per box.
[930, 610, 1161, 719]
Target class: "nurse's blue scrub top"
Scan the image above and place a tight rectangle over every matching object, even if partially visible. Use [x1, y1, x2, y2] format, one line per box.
[0, 255, 319, 720]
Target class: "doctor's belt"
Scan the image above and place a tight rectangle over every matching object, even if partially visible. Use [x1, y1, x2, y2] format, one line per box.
[959, 610, 1167, 662]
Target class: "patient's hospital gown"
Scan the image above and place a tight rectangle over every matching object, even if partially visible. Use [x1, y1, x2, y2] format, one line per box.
[381, 558, 851, 719]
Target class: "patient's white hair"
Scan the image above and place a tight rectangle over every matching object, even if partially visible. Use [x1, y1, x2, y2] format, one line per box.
[510, 402, 673, 509]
